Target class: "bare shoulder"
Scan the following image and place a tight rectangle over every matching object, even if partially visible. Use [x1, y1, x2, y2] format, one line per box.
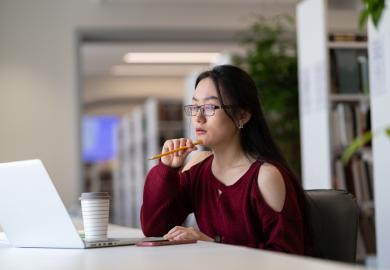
[181, 151, 212, 172]
[257, 163, 286, 212]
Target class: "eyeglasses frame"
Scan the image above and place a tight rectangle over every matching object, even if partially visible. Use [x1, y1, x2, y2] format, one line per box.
[183, 104, 234, 117]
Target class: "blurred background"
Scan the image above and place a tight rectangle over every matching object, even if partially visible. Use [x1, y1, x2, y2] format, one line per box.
[2, 0, 390, 267]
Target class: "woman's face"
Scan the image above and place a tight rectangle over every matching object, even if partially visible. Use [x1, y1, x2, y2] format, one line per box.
[191, 78, 238, 148]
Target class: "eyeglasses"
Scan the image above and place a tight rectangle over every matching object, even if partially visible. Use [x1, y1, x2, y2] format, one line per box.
[183, 104, 233, 117]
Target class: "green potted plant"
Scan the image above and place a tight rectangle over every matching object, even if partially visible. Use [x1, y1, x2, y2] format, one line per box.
[234, 15, 301, 176]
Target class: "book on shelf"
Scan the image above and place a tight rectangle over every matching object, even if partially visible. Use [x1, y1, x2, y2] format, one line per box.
[334, 159, 347, 190]
[158, 102, 183, 121]
[351, 155, 364, 203]
[332, 103, 355, 151]
[330, 48, 369, 94]
[329, 33, 367, 42]
[340, 154, 374, 203]
[331, 103, 370, 154]
[358, 156, 371, 204]
[359, 214, 377, 255]
[358, 55, 370, 94]
[361, 148, 374, 200]
[335, 152, 375, 256]
[356, 228, 367, 263]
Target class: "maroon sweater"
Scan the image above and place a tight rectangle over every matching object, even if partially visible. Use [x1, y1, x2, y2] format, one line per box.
[141, 155, 305, 254]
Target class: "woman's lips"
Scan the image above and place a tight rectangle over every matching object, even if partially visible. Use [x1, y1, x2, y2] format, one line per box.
[196, 128, 206, 134]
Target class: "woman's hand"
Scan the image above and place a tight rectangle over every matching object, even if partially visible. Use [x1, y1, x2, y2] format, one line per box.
[163, 226, 213, 242]
[160, 138, 197, 168]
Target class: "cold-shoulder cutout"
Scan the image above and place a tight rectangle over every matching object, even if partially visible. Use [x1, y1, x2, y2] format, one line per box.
[257, 163, 286, 213]
[181, 151, 212, 172]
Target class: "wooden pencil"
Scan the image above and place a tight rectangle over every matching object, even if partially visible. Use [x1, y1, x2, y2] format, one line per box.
[148, 140, 202, 160]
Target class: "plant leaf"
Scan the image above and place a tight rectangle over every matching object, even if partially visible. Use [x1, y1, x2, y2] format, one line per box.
[359, 0, 385, 29]
[385, 127, 390, 138]
[341, 131, 373, 165]
[359, 9, 370, 31]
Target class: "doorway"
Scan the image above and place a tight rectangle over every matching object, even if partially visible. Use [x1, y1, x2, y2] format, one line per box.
[77, 29, 242, 227]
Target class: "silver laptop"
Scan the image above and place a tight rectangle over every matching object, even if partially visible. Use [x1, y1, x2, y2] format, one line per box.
[0, 159, 163, 248]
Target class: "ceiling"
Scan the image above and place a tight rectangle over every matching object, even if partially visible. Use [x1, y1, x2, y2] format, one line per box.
[92, 0, 300, 4]
[91, 0, 359, 10]
[79, 0, 362, 115]
[80, 0, 361, 78]
[81, 41, 243, 77]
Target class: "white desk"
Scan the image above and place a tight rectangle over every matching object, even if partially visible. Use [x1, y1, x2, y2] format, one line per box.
[0, 225, 376, 270]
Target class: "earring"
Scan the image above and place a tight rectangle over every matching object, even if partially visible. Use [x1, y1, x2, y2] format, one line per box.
[238, 122, 244, 129]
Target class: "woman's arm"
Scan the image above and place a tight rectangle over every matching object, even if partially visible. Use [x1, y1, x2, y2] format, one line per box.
[141, 138, 198, 236]
[141, 161, 192, 236]
[255, 164, 304, 254]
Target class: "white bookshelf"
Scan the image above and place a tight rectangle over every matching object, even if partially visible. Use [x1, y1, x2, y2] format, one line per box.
[367, 2, 390, 268]
[328, 41, 368, 49]
[297, 0, 372, 199]
[113, 98, 184, 228]
[297, 0, 375, 263]
[297, 0, 331, 190]
[132, 108, 144, 229]
[114, 114, 135, 226]
[329, 94, 370, 103]
[144, 98, 159, 172]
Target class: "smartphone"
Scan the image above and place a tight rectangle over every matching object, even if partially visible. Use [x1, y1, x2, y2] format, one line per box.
[136, 239, 197, 247]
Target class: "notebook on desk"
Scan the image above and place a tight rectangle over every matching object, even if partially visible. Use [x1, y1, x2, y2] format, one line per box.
[0, 159, 163, 249]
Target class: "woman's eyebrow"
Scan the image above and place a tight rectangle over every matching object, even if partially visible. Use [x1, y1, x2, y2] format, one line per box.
[192, 96, 219, 102]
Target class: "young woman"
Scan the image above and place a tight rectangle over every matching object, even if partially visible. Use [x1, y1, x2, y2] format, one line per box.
[141, 65, 307, 254]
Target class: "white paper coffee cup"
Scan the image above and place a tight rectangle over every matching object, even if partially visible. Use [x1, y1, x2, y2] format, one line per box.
[79, 192, 110, 242]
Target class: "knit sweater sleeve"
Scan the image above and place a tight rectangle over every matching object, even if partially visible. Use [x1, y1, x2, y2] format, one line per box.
[140, 161, 193, 237]
[256, 209, 304, 254]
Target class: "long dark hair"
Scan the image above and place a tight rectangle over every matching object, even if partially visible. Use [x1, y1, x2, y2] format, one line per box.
[195, 65, 312, 254]
[195, 64, 288, 168]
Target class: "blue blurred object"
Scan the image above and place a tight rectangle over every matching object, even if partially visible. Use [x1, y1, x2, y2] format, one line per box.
[82, 116, 120, 163]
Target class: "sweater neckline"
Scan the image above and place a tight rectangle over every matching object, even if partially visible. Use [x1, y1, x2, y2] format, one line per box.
[207, 155, 260, 191]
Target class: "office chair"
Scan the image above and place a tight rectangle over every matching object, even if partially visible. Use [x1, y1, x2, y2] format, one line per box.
[305, 189, 358, 263]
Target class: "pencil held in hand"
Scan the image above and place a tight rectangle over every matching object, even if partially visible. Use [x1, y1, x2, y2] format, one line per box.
[149, 140, 202, 160]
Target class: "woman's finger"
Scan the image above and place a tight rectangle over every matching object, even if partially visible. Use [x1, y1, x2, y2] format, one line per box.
[173, 139, 180, 157]
[166, 226, 183, 235]
[173, 231, 189, 240]
[163, 140, 174, 153]
[186, 139, 194, 150]
[164, 226, 184, 239]
[178, 138, 186, 156]
[164, 229, 184, 240]
[165, 228, 182, 238]
[161, 140, 175, 165]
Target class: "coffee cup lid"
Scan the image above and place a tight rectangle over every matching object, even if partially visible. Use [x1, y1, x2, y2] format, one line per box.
[79, 192, 110, 200]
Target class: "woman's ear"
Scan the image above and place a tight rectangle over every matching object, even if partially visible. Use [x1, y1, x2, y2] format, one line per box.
[237, 110, 251, 129]
[240, 110, 251, 125]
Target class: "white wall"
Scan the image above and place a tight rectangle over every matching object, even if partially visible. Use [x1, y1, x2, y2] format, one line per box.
[368, 1, 390, 267]
[0, 0, 363, 209]
[0, 1, 81, 209]
[0, 0, 271, 209]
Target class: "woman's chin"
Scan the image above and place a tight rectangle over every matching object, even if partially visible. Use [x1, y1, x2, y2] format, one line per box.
[196, 136, 209, 147]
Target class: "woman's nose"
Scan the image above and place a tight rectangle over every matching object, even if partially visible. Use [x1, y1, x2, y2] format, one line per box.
[194, 108, 206, 122]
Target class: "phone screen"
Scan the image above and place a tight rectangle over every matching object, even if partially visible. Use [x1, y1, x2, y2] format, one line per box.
[136, 239, 197, 247]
